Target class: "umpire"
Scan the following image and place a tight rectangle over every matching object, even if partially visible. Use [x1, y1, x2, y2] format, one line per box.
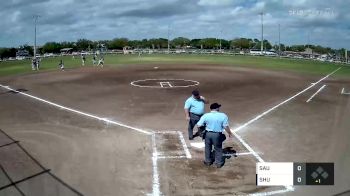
[184, 90, 209, 140]
[197, 103, 233, 168]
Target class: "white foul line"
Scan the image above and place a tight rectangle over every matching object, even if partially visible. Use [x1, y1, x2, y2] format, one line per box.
[177, 131, 192, 159]
[229, 68, 342, 195]
[0, 84, 152, 135]
[234, 67, 341, 133]
[306, 84, 326, 103]
[151, 134, 161, 196]
[232, 132, 264, 163]
[2, 67, 340, 196]
[0, 84, 161, 195]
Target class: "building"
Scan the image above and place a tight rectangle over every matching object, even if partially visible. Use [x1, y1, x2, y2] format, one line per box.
[16, 49, 30, 60]
[60, 48, 73, 55]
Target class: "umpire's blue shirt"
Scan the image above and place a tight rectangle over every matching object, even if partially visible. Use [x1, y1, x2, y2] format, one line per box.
[197, 111, 229, 132]
[184, 96, 205, 115]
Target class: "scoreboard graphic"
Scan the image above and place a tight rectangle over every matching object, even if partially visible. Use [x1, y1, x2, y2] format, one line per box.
[256, 162, 334, 186]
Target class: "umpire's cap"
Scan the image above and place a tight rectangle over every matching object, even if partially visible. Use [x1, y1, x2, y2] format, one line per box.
[210, 103, 221, 110]
[192, 90, 200, 96]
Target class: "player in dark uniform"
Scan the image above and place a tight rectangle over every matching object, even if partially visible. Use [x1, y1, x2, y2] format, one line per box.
[81, 54, 86, 66]
[92, 54, 97, 65]
[31, 58, 37, 70]
[59, 59, 64, 71]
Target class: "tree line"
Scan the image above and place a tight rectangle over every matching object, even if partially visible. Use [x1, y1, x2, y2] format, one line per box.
[0, 37, 347, 59]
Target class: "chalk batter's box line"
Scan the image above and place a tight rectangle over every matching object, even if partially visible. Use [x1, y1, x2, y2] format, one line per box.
[0, 85, 156, 195]
[0, 85, 282, 196]
[0, 83, 289, 196]
[153, 131, 191, 159]
[0, 85, 190, 196]
[6, 65, 339, 196]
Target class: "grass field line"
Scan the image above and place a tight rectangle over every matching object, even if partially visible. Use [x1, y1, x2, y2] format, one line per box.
[306, 84, 327, 103]
[234, 67, 341, 133]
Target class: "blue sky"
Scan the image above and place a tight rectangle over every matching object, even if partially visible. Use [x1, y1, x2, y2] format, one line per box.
[1, 0, 349, 49]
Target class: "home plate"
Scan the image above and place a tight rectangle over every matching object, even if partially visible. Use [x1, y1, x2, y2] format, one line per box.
[190, 142, 205, 149]
[154, 67, 159, 69]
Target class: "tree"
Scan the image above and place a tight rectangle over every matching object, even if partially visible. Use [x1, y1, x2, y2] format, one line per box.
[76, 39, 94, 51]
[19, 45, 34, 55]
[0, 48, 17, 59]
[42, 42, 62, 53]
[231, 38, 251, 49]
[171, 37, 190, 48]
[287, 45, 305, 52]
[190, 39, 201, 49]
[148, 38, 168, 49]
[61, 42, 77, 51]
[128, 40, 143, 49]
[109, 38, 129, 49]
[251, 39, 272, 50]
[199, 38, 219, 49]
[219, 39, 230, 49]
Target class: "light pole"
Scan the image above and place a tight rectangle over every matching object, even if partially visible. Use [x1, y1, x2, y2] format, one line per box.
[307, 30, 311, 58]
[33, 15, 40, 60]
[278, 24, 281, 57]
[219, 30, 223, 52]
[167, 25, 170, 54]
[345, 50, 348, 63]
[259, 12, 264, 55]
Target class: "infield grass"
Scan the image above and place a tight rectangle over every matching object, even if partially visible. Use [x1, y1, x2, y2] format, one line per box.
[0, 54, 349, 77]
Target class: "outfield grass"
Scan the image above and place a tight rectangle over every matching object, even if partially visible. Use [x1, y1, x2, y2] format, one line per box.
[0, 54, 349, 77]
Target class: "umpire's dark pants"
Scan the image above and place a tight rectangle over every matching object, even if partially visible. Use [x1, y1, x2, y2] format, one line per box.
[188, 113, 202, 140]
[205, 131, 225, 166]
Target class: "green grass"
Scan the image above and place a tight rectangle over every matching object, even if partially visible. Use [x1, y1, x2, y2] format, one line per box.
[1, 54, 350, 77]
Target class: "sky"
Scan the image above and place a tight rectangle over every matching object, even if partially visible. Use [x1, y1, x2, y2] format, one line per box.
[1, 0, 349, 49]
